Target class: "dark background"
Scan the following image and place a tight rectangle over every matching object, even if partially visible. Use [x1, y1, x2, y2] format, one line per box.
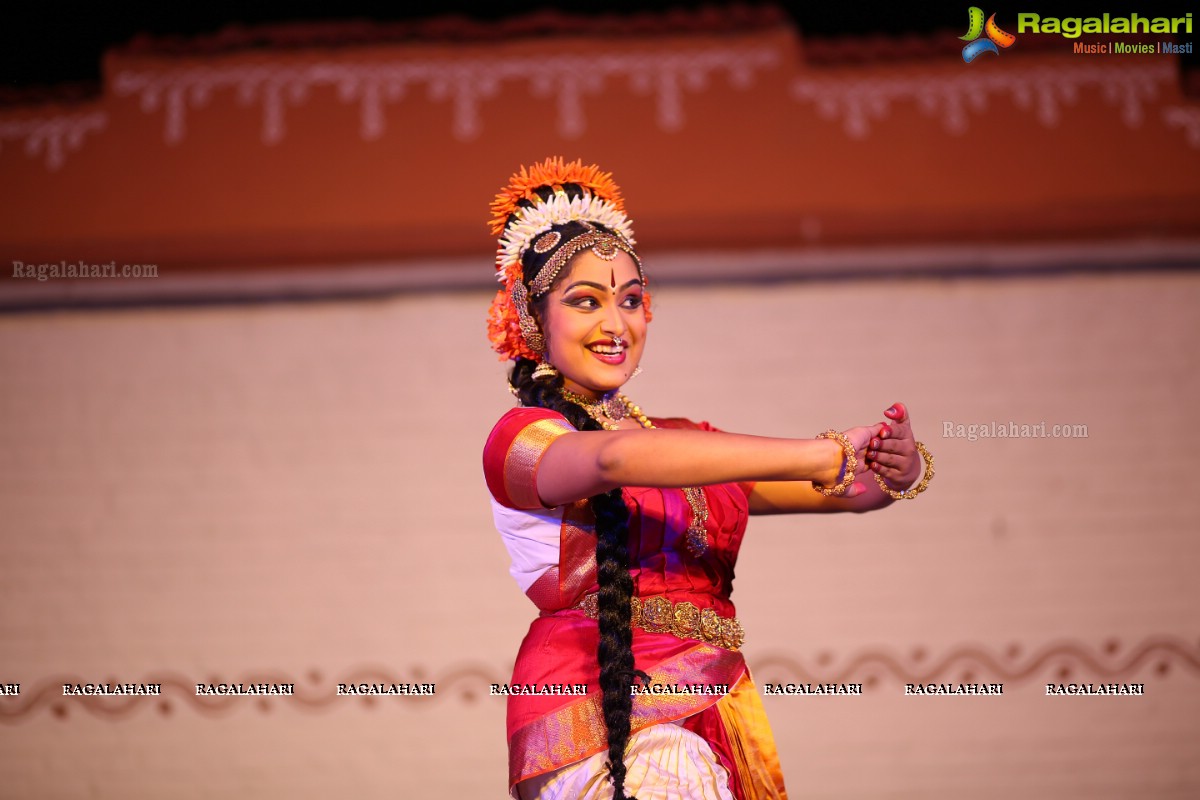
[3, 1, 1196, 91]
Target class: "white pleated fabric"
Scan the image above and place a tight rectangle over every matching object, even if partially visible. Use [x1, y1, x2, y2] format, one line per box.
[490, 498, 562, 592]
[516, 720, 736, 800]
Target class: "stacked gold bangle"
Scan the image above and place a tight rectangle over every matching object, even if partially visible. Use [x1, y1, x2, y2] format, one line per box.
[810, 430, 857, 496]
[873, 440, 935, 500]
[811, 431, 936, 501]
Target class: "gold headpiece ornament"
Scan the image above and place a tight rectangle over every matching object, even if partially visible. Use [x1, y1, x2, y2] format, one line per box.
[486, 157, 652, 362]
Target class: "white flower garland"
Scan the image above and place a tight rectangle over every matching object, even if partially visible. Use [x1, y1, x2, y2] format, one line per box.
[495, 192, 636, 281]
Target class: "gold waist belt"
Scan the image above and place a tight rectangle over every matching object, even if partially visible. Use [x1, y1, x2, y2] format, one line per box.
[574, 593, 744, 652]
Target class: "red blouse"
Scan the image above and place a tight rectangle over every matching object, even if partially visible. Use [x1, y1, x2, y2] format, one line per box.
[482, 406, 756, 618]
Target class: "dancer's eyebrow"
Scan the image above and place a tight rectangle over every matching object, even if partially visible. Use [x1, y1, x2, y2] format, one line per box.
[565, 279, 642, 292]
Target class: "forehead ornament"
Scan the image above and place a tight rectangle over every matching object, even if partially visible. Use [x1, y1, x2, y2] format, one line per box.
[532, 231, 561, 254]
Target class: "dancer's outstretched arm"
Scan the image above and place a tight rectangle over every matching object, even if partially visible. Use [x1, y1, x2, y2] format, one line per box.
[535, 424, 880, 508]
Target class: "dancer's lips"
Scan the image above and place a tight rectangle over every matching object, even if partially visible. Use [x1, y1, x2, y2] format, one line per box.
[587, 340, 627, 363]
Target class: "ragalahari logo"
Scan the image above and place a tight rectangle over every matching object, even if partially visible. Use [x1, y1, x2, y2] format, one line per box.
[961, 7, 1017, 62]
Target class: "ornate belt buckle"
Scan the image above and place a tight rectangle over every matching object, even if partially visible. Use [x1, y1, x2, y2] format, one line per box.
[574, 592, 743, 651]
[672, 601, 701, 640]
[718, 617, 745, 650]
[699, 608, 721, 644]
[640, 596, 673, 633]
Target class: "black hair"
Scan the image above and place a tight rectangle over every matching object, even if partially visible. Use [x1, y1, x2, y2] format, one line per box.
[507, 186, 646, 800]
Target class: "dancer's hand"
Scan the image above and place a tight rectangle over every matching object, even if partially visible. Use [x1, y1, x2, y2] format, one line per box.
[866, 403, 921, 491]
[814, 424, 883, 498]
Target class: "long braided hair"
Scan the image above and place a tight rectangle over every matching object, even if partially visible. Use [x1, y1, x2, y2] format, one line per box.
[507, 187, 646, 800]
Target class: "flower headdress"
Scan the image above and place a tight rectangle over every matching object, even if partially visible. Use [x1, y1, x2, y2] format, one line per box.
[486, 157, 652, 362]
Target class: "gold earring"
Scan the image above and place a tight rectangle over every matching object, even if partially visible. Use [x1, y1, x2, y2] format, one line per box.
[532, 361, 559, 381]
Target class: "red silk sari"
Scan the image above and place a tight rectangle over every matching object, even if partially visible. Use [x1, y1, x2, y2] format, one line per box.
[484, 407, 788, 799]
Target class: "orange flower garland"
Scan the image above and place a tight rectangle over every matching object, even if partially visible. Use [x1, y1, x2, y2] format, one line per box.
[488, 156, 627, 237]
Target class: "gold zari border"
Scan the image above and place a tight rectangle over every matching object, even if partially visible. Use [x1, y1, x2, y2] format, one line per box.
[503, 417, 575, 509]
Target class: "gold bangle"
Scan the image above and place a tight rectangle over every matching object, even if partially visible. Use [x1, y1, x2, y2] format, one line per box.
[811, 430, 857, 496]
[873, 441, 935, 500]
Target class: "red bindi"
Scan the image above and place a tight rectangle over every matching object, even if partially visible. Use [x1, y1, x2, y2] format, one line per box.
[610, 268, 616, 289]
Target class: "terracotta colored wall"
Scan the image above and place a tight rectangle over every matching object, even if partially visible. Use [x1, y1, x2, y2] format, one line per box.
[1, 23, 1198, 274]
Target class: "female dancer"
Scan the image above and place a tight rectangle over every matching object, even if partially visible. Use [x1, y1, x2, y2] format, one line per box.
[482, 158, 933, 800]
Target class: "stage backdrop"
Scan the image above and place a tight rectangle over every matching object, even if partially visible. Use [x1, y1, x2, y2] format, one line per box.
[1, 8, 1198, 799]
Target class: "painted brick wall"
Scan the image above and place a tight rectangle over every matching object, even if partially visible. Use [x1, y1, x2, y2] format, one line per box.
[1, 269, 1197, 798]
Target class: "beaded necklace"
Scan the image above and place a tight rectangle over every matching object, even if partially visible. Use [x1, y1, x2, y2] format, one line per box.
[560, 388, 710, 558]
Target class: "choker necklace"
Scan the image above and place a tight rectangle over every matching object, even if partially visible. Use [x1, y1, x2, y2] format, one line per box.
[559, 389, 711, 559]
[560, 387, 627, 425]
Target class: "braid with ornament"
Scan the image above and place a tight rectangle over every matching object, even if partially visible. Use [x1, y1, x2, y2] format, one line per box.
[508, 203, 646, 800]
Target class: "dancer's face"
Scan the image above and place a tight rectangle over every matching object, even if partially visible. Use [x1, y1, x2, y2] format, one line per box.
[540, 250, 648, 400]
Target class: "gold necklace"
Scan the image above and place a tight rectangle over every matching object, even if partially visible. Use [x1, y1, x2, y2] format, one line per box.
[562, 390, 711, 558]
[560, 387, 627, 425]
